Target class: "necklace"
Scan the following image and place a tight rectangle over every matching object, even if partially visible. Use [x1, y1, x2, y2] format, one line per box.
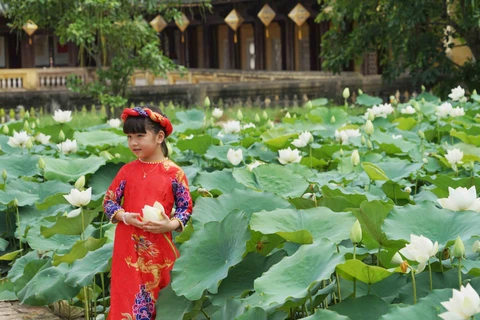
[140, 157, 169, 178]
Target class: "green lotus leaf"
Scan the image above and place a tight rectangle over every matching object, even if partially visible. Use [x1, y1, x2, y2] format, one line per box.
[329, 295, 389, 320]
[74, 130, 125, 148]
[193, 169, 246, 194]
[0, 154, 40, 177]
[0, 249, 22, 261]
[192, 188, 292, 231]
[0, 237, 8, 251]
[253, 239, 344, 307]
[0, 188, 39, 206]
[352, 200, 394, 249]
[7, 251, 39, 282]
[174, 109, 205, 132]
[453, 143, 480, 162]
[176, 134, 219, 155]
[418, 174, 480, 198]
[233, 164, 309, 198]
[210, 299, 249, 320]
[34, 124, 74, 143]
[155, 284, 196, 320]
[371, 131, 417, 154]
[245, 231, 286, 256]
[246, 142, 278, 162]
[250, 207, 356, 244]
[336, 259, 393, 284]
[52, 237, 107, 266]
[64, 243, 113, 287]
[172, 211, 250, 300]
[355, 94, 383, 107]
[308, 107, 349, 125]
[310, 98, 329, 106]
[260, 127, 297, 150]
[319, 185, 386, 212]
[0, 279, 16, 300]
[374, 158, 423, 181]
[383, 201, 480, 247]
[300, 156, 328, 169]
[44, 156, 106, 183]
[450, 128, 480, 147]
[362, 162, 389, 181]
[392, 117, 417, 130]
[26, 223, 80, 252]
[380, 180, 414, 205]
[41, 208, 99, 237]
[204, 145, 238, 164]
[234, 307, 267, 320]
[302, 309, 350, 320]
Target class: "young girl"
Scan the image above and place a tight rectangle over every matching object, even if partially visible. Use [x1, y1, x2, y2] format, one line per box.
[103, 106, 192, 320]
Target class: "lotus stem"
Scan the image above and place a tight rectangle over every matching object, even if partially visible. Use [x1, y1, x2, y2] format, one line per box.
[101, 272, 106, 309]
[200, 307, 210, 320]
[458, 257, 462, 289]
[14, 204, 22, 253]
[309, 146, 312, 169]
[428, 260, 433, 291]
[336, 272, 342, 303]
[410, 267, 417, 304]
[83, 286, 90, 320]
[80, 207, 85, 241]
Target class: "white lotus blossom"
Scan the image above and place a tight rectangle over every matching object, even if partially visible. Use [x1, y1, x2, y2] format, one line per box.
[436, 102, 453, 118]
[445, 148, 463, 168]
[450, 107, 465, 118]
[292, 131, 313, 148]
[247, 160, 264, 171]
[212, 108, 223, 119]
[142, 202, 165, 222]
[392, 134, 403, 140]
[278, 147, 302, 165]
[52, 109, 73, 123]
[57, 139, 78, 154]
[401, 105, 416, 114]
[364, 103, 395, 119]
[7, 131, 30, 148]
[222, 120, 241, 134]
[107, 118, 122, 128]
[439, 283, 480, 320]
[64, 187, 92, 207]
[448, 86, 466, 102]
[438, 186, 480, 212]
[242, 123, 256, 130]
[35, 133, 51, 144]
[334, 129, 361, 144]
[399, 234, 439, 273]
[473, 240, 480, 253]
[227, 148, 243, 166]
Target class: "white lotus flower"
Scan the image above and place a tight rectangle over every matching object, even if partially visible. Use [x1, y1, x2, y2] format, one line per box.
[57, 139, 78, 154]
[450, 107, 465, 117]
[391, 252, 404, 265]
[439, 283, 480, 320]
[107, 118, 121, 128]
[364, 103, 395, 119]
[392, 134, 403, 140]
[212, 108, 223, 119]
[401, 105, 416, 114]
[64, 187, 92, 207]
[438, 186, 480, 212]
[448, 86, 466, 102]
[52, 109, 72, 123]
[7, 131, 30, 148]
[222, 120, 241, 134]
[66, 208, 82, 218]
[142, 201, 165, 222]
[247, 160, 264, 171]
[436, 102, 453, 118]
[278, 147, 302, 165]
[242, 123, 256, 130]
[35, 133, 51, 144]
[292, 131, 313, 148]
[334, 129, 361, 144]
[227, 148, 243, 166]
[399, 234, 439, 273]
[445, 148, 463, 167]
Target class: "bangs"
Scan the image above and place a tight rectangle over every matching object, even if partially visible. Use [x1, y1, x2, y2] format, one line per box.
[123, 116, 147, 134]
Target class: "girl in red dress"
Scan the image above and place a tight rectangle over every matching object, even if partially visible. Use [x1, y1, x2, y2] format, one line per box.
[103, 106, 192, 320]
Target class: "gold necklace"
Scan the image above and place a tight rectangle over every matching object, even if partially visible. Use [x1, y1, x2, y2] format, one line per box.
[140, 157, 169, 178]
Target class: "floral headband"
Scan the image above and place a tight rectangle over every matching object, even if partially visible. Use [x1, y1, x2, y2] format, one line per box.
[121, 107, 173, 137]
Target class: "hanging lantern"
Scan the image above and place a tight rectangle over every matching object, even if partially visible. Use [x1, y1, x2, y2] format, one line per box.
[150, 15, 167, 33]
[288, 3, 310, 40]
[22, 20, 38, 45]
[175, 12, 190, 43]
[225, 9, 244, 43]
[258, 4, 276, 38]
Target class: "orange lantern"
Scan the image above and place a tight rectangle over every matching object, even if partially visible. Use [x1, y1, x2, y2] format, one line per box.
[22, 20, 38, 45]
[175, 13, 190, 43]
[288, 3, 310, 40]
[258, 4, 276, 38]
[225, 9, 244, 43]
[150, 15, 167, 33]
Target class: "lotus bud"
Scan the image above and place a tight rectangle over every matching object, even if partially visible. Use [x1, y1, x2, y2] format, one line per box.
[293, 114, 297, 119]
[342, 88, 350, 100]
[1, 116, 4, 124]
[421, 98, 426, 104]
[12, 198, 19, 207]
[391, 252, 404, 265]
[305, 100, 313, 109]
[267, 120, 274, 128]
[358, 89, 363, 95]
[367, 140, 373, 149]
[36, 118, 40, 126]
[453, 236, 465, 258]
[24, 111, 30, 118]
[262, 110, 268, 120]
[404, 186, 412, 193]
[58, 130, 65, 142]
[2, 169, 7, 181]
[473, 89, 478, 95]
[166, 141, 173, 156]
[349, 219, 362, 243]
[351, 150, 360, 166]
[114, 153, 121, 158]
[285, 112, 291, 118]
[412, 101, 420, 111]
[31, 122, 36, 129]
[25, 138, 33, 150]
[367, 110, 375, 121]
[237, 109, 243, 120]
[339, 149, 344, 156]
[74, 175, 86, 190]
[254, 113, 261, 122]
[330, 115, 336, 123]
[422, 157, 429, 164]
[473, 240, 480, 253]
[38, 157, 46, 170]
[23, 120, 29, 131]
[218, 140, 223, 146]
[204, 96, 211, 108]
[2, 124, 9, 134]
[365, 120, 374, 135]
[421, 85, 426, 92]
[418, 130, 425, 139]
[361, 135, 366, 145]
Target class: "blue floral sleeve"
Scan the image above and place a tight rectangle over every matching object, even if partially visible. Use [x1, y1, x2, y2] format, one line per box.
[171, 169, 193, 231]
[103, 167, 126, 223]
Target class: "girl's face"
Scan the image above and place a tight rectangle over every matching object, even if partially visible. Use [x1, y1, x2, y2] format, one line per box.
[127, 129, 165, 162]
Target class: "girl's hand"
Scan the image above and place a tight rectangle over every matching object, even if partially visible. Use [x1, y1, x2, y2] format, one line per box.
[142, 210, 180, 233]
[123, 212, 147, 229]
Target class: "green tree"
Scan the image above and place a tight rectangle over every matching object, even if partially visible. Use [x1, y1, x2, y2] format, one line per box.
[317, 0, 480, 93]
[3, 0, 209, 115]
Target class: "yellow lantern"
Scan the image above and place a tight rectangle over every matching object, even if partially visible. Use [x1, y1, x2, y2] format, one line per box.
[175, 12, 190, 43]
[288, 3, 310, 40]
[22, 20, 38, 45]
[257, 4, 276, 38]
[225, 9, 244, 43]
[150, 15, 167, 33]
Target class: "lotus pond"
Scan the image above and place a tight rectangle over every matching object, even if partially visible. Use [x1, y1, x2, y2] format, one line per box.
[2, 88, 480, 319]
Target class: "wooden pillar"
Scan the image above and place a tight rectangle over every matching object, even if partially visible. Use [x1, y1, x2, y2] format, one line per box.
[254, 20, 265, 70]
[228, 28, 241, 69]
[188, 27, 197, 68]
[202, 22, 212, 68]
[318, 21, 329, 70]
[283, 19, 295, 71]
[309, 20, 320, 71]
[179, 31, 186, 66]
[21, 37, 34, 68]
[68, 43, 78, 67]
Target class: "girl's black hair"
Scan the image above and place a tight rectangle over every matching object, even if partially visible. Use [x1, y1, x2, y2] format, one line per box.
[123, 105, 169, 157]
